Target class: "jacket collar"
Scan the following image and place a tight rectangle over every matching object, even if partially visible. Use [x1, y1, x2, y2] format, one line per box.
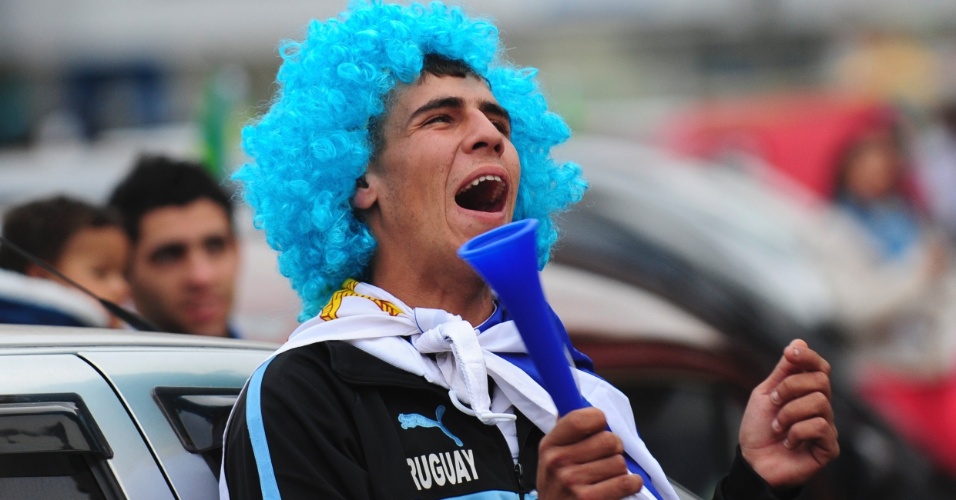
[326, 340, 436, 389]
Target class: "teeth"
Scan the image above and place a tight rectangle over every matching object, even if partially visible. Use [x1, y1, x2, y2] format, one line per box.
[458, 175, 503, 195]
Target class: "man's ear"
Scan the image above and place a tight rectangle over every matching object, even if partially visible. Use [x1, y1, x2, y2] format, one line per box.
[352, 174, 377, 210]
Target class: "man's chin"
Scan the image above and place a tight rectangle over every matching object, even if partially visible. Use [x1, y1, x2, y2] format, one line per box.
[180, 303, 231, 336]
[181, 314, 229, 337]
[187, 323, 230, 337]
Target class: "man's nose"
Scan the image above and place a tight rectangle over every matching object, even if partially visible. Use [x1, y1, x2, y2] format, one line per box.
[185, 252, 216, 286]
[463, 112, 504, 156]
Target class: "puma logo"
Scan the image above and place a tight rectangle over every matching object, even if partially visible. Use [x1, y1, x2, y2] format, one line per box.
[398, 405, 463, 447]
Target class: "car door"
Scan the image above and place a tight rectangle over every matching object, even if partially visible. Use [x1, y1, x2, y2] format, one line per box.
[79, 347, 270, 499]
[0, 353, 173, 500]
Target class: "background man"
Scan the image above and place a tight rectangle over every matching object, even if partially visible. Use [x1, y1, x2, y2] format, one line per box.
[222, 2, 838, 499]
[108, 155, 240, 337]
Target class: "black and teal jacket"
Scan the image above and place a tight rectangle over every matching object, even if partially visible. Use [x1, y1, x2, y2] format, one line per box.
[221, 339, 794, 500]
[222, 340, 543, 499]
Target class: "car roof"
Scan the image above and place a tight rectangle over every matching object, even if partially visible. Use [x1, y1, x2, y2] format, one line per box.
[543, 263, 724, 348]
[0, 324, 278, 353]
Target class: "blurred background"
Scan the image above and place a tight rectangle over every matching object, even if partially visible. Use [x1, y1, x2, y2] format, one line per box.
[3, 0, 956, 145]
[4, 0, 956, 497]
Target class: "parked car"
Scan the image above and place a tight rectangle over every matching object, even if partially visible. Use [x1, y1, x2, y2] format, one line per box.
[0, 325, 703, 500]
[548, 135, 956, 499]
[0, 327, 273, 499]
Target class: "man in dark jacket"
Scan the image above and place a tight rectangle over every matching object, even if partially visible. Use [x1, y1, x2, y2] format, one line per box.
[108, 156, 241, 338]
[221, 2, 839, 499]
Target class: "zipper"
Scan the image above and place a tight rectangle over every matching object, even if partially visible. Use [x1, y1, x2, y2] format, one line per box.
[514, 462, 524, 499]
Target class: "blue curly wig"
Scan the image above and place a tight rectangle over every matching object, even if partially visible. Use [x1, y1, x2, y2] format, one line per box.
[235, 0, 587, 320]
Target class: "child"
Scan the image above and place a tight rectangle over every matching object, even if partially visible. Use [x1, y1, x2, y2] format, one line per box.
[0, 195, 131, 328]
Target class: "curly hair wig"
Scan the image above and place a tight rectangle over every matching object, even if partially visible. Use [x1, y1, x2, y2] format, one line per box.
[235, 0, 587, 320]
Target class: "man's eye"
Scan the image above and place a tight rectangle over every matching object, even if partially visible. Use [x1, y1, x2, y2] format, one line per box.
[151, 246, 185, 265]
[492, 120, 511, 136]
[205, 236, 228, 255]
[424, 114, 452, 125]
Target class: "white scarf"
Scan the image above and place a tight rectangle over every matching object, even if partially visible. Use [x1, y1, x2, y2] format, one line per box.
[272, 280, 676, 500]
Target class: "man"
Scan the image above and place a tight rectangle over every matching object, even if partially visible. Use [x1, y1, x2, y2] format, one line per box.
[221, 2, 838, 499]
[108, 155, 240, 337]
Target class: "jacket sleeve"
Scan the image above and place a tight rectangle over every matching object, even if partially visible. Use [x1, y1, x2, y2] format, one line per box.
[221, 348, 371, 499]
[711, 447, 801, 500]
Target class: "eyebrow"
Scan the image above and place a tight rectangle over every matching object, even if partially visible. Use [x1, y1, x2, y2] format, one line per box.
[480, 101, 512, 126]
[406, 96, 512, 128]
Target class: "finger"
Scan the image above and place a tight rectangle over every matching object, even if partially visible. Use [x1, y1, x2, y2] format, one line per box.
[782, 340, 831, 376]
[782, 416, 840, 461]
[773, 391, 835, 435]
[554, 454, 631, 486]
[771, 371, 832, 407]
[572, 472, 644, 500]
[541, 429, 626, 468]
[542, 407, 608, 447]
[760, 339, 829, 392]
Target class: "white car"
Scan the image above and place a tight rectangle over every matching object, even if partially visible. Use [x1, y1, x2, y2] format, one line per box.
[0, 327, 272, 499]
[0, 325, 703, 500]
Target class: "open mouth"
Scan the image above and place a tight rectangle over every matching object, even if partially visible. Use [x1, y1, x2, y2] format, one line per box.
[455, 175, 508, 212]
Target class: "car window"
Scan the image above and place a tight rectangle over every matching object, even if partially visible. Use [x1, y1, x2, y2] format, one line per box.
[615, 378, 743, 498]
[571, 338, 758, 499]
[0, 394, 122, 500]
[671, 479, 704, 500]
[153, 387, 240, 475]
[0, 352, 173, 500]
